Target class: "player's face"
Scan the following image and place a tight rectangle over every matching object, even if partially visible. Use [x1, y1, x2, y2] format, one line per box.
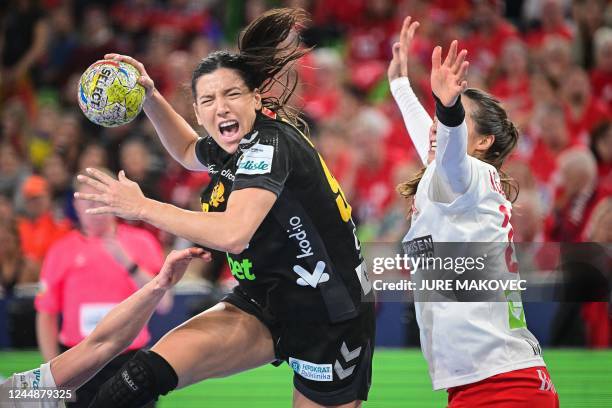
[427, 117, 437, 164]
[193, 68, 262, 154]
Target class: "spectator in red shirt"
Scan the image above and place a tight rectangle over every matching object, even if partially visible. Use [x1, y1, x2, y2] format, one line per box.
[590, 27, 612, 110]
[312, 0, 366, 28]
[545, 148, 611, 242]
[301, 49, 343, 121]
[538, 35, 574, 91]
[351, 107, 409, 222]
[524, 0, 574, 48]
[462, 0, 519, 77]
[525, 103, 576, 185]
[490, 39, 533, 130]
[561, 67, 610, 144]
[579, 197, 612, 348]
[17, 175, 71, 264]
[590, 121, 612, 187]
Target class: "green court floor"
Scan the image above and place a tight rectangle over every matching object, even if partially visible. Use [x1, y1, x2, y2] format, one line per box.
[1, 349, 611, 407]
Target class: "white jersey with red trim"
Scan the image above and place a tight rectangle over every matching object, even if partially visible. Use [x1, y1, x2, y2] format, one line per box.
[404, 155, 545, 390]
[391, 76, 546, 390]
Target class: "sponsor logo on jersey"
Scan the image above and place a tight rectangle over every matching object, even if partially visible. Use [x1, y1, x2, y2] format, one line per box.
[32, 369, 40, 389]
[288, 216, 314, 259]
[207, 164, 219, 174]
[236, 143, 273, 175]
[289, 358, 332, 382]
[221, 168, 235, 181]
[505, 290, 527, 329]
[403, 235, 434, 258]
[227, 254, 255, 281]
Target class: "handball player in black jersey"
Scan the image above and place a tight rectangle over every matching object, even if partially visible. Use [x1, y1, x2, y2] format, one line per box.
[75, 8, 375, 408]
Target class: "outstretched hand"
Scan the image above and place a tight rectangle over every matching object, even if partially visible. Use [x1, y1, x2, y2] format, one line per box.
[104, 53, 155, 99]
[388, 16, 420, 82]
[430, 40, 469, 107]
[155, 247, 212, 290]
[74, 168, 149, 220]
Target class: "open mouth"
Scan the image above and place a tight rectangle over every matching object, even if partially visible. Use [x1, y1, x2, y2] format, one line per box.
[219, 120, 240, 139]
[430, 140, 437, 152]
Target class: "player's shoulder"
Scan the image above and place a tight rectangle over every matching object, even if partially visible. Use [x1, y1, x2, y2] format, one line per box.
[469, 157, 510, 201]
[252, 111, 305, 145]
[468, 156, 500, 180]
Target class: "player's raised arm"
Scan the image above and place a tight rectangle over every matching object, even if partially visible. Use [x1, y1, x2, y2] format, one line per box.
[429, 40, 472, 200]
[388, 16, 432, 165]
[51, 247, 210, 389]
[104, 53, 206, 172]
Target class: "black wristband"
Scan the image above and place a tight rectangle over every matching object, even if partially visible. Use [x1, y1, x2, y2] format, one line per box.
[433, 93, 465, 127]
[127, 263, 138, 275]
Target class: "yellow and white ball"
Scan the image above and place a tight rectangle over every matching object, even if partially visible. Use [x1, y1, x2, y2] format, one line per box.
[78, 60, 146, 127]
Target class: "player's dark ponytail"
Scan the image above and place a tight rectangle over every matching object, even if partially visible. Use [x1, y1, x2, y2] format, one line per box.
[397, 88, 519, 203]
[191, 8, 310, 129]
[464, 88, 519, 202]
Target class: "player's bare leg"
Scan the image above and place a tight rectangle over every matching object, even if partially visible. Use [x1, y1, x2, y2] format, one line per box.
[151, 301, 275, 388]
[88, 301, 275, 407]
[293, 389, 362, 408]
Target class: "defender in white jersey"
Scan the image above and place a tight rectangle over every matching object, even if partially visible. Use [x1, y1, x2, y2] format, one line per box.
[0, 248, 210, 407]
[387, 17, 559, 407]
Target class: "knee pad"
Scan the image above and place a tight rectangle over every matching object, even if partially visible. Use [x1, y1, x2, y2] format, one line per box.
[88, 350, 178, 408]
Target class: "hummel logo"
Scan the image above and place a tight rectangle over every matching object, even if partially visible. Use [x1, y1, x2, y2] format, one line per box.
[340, 342, 361, 362]
[294, 261, 330, 288]
[334, 342, 362, 380]
[537, 369, 556, 393]
[239, 131, 259, 145]
[334, 360, 355, 380]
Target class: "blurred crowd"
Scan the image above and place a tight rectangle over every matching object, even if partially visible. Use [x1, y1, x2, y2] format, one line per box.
[0, 0, 611, 294]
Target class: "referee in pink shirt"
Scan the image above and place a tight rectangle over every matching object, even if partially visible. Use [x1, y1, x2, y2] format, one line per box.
[35, 180, 166, 407]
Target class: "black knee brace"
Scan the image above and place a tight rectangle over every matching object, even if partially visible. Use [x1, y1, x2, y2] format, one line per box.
[87, 350, 178, 408]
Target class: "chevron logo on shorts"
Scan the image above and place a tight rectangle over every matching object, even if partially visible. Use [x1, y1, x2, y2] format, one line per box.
[334, 342, 362, 380]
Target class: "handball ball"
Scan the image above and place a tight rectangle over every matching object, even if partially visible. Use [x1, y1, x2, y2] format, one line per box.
[78, 60, 146, 127]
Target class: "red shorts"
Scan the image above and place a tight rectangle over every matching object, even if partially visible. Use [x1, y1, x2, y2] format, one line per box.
[447, 366, 559, 408]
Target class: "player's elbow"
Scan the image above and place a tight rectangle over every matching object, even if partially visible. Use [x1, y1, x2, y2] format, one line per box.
[222, 225, 253, 254]
[224, 235, 250, 254]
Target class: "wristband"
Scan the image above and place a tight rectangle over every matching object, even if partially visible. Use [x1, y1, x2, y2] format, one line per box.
[433, 93, 465, 127]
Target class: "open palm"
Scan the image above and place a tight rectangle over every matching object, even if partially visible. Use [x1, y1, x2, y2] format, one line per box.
[431, 40, 469, 107]
[388, 16, 420, 81]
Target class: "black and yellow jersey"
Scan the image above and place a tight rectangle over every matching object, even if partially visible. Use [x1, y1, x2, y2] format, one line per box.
[195, 110, 373, 324]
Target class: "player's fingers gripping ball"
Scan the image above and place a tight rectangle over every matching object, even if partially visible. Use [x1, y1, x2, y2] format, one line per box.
[78, 60, 146, 127]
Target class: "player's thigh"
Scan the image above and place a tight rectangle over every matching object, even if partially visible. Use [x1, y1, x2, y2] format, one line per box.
[293, 389, 362, 408]
[151, 301, 275, 388]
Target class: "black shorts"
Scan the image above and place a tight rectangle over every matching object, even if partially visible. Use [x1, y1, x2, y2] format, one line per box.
[223, 287, 375, 406]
